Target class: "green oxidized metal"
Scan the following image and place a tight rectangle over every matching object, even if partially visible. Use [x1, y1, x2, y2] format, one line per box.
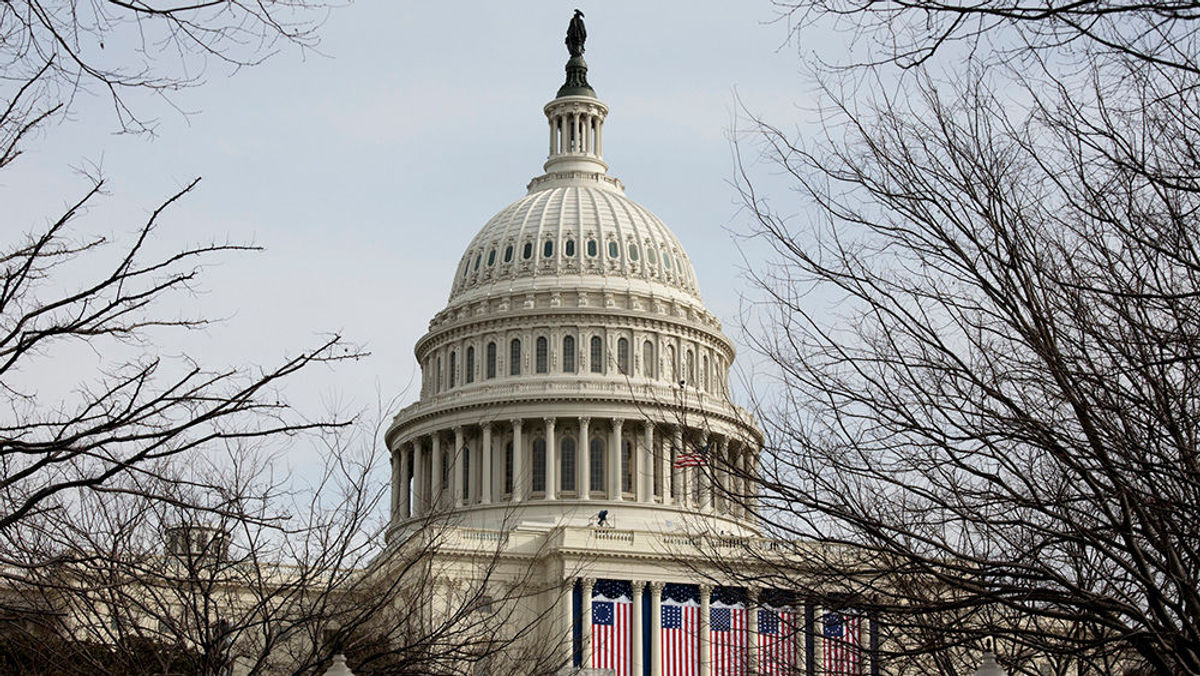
[557, 55, 595, 98]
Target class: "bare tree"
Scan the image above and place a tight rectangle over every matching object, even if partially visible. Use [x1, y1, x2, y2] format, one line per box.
[721, 2, 1200, 674]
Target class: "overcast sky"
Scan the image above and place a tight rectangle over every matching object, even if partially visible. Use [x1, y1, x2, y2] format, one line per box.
[6, 3, 841, 468]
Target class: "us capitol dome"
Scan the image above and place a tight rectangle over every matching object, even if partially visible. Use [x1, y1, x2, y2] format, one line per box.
[383, 31, 762, 539]
[375, 14, 788, 676]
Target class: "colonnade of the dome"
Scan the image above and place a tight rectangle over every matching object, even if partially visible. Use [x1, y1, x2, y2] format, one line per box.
[388, 414, 757, 527]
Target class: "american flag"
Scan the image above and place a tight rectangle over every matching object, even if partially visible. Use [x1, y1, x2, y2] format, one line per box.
[757, 606, 797, 676]
[592, 579, 632, 676]
[662, 586, 700, 676]
[709, 601, 748, 676]
[673, 441, 711, 468]
[823, 611, 861, 675]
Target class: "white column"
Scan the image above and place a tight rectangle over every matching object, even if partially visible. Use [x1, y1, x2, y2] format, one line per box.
[639, 421, 653, 503]
[549, 117, 556, 156]
[748, 588, 760, 675]
[729, 444, 739, 518]
[452, 426, 464, 507]
[700, 584, 712, 676]
[650, 582, 663, 676]
[700, 433, 712, 513]
[412, 440, 424, 516]
[401, 442, 412, 520]
[562, 578, 576, 668]
[596, 115, 604, 156]
[632, 581, 645, 675]
[609, 418, 624, 500]
[717, 437, 729, 514]
[389, 452, 399, 519]
[660, 425, 672, 504]
[545, 417, 558, 501]
[581, 577, 595, 667]
[512, 419, 525, 502]
[579, 417, 591, 500]
[430, 433, 442, 510]
[674, 428, 688, 507]
[481, 424, 493, 504]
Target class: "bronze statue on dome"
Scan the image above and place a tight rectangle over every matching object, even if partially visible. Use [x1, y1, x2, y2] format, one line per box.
[566, 10, 586, 57]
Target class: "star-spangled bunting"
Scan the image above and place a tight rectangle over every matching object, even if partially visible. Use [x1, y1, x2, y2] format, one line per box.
[591, 580, 632, 676]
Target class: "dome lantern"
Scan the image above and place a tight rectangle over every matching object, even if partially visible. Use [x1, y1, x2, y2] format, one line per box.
[541, 10, 609, 178]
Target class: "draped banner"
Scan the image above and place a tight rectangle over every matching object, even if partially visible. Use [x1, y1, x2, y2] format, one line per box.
[757, 604, 798, 676]
[709, 587, 748, 676]
[592, 579, 633, 676]
[823, 610, 862, 675]
[662, 583, 700, 676]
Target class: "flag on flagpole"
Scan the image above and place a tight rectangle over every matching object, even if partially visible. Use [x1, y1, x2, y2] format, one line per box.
[662, 583, 700, 676]
[823, 611, 862, 675]
[757, 605, 798, 676]
[592, 579, 632, 676]
[710, 593, 748, 676]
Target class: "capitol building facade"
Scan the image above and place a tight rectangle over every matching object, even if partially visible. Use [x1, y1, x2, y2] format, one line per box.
[375, 18, 873, 676]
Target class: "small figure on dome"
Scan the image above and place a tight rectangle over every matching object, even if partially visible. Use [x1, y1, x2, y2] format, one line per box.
[566, 10, 587, 57]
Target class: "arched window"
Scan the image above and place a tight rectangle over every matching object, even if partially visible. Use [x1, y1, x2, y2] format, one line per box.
[565, 239, 576, 257]
[560, 437, 576, 492]
[608, 241, 619, 258]
[589, 336, 604, 373]
[474, 254, 481, 271]
[617, 338, 629, 375]
[543, 240, 554, 258]
[662, 252, 671, 269]
[643, 341, 655, 378]
[536, 336, 548, 373]
[587, 240, 598, 257]
[448, 351, 457, 388]
[486, 342, 497, 379]
[522, 242, 533, 260]
[487, 249, 496, 266]
[622, 440, 633, 493]
[465, 346, 475, 384]
[532, 439, 546, 493]
[589, 438, 605, 493]
[436, 355, 443, 391]
[562, 335, 576, 373]
[510, 338, 522, 376]
[686, 349, 695, 385]
[504, 245, 514, 263]
[629, 243, 640, 261]
[504, 442, 514, 495]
